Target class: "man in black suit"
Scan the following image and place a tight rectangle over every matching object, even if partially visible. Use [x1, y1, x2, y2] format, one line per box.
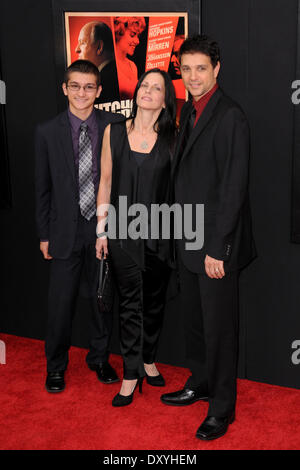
[75, 21, 120, 104]
[35, 60, 122, 392]
[161, 35, 256, 439]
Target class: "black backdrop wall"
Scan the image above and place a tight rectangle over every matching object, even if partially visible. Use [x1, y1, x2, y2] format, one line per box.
[1, 0, 300, 389]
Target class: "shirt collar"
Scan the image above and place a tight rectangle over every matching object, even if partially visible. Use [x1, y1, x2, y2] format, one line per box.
[68, 107, 97, 134]
[192, 83, 219, 110]
[98, 59, 112, 73]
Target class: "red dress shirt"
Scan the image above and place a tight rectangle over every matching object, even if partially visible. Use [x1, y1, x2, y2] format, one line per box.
[192, 83, 219, 127]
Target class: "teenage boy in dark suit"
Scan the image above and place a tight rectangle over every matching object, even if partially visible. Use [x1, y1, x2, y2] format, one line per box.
[35, 60, 123, 392]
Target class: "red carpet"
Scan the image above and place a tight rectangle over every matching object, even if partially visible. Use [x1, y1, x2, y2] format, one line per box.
[0, 333, 299, 450]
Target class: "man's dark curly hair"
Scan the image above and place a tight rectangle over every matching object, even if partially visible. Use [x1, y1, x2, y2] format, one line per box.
[179, 34, 220, 68]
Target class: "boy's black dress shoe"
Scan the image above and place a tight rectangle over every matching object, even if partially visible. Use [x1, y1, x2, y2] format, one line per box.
[196, 413, 235, 440]
[88, 362, 119, 384]
[45, 371, 65, 393]
[160, 387, 208, 406]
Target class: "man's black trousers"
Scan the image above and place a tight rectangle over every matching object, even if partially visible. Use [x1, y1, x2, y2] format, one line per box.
[178, 253, 239, 417]
[45, 214, 112, 372]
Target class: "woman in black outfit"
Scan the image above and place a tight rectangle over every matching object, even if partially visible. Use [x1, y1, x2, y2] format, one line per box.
[96, 68, 177, 406]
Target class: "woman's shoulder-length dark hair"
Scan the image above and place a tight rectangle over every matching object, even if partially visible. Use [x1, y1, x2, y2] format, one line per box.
[129, 68, 178, 150]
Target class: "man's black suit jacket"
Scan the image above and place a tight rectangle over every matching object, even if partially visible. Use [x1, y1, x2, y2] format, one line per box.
[173, 88, 256, 274]
[35, 108, 123, 259]
[97, 60, 120, 105]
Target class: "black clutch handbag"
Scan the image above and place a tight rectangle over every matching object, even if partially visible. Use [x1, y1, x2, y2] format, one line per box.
[97, 257, 114, 313]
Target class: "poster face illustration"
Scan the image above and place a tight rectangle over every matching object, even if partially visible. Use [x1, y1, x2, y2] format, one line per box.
[65, 12, 188, 117]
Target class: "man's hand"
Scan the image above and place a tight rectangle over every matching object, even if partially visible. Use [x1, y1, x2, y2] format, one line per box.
[40, 241, 53, 260]
[96, 237, 108, 260]
[204, 255, 225, 279]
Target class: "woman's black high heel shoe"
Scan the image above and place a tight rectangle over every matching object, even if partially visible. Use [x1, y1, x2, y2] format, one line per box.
[112, 377, 144, 407]
[145, 372, 165, 387]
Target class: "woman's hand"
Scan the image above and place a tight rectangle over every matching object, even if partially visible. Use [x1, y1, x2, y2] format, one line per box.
[96, 237, 108, 260]
[96, 124, 112, 261]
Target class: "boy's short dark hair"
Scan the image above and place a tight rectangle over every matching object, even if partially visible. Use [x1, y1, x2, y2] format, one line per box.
[179, 34, 220, 68]
[64, 60, 101, 86]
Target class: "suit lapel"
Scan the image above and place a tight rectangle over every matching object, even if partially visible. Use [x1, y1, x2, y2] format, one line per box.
[172, 101, 193, 178]
[177, 88, 223, 168]
[58, 111, 76, 186]
[95, 110, 107, 176]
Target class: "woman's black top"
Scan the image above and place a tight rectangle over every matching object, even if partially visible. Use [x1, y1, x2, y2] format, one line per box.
[109, 120, 172, 269]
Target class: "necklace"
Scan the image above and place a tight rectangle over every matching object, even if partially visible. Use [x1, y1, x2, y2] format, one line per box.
[132, 122, 153, 150]
[140, 140, 149, 150]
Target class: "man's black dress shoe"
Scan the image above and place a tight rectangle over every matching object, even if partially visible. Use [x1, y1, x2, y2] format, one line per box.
[45, 371, 65, 393]
[160, 387, 208, 406]
[88, 362, 119, 384]
[196, 413, 235, 440]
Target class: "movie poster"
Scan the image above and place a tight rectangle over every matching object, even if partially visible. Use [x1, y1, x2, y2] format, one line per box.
[64, 12, 188, 117]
